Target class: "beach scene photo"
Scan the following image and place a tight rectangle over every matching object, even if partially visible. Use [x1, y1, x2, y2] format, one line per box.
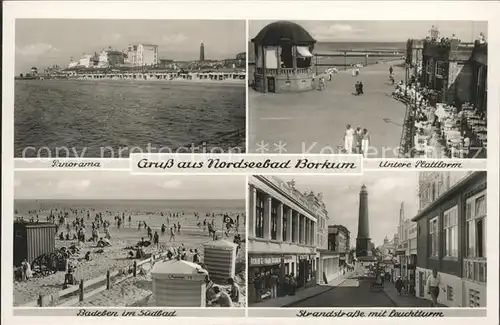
[15, 19, 246, 158]
[13, 171, 246, 308]
[248, 21, 487, 159]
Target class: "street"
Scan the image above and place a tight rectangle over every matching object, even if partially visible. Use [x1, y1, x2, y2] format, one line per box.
[248, 61, 407, 158]
[290, 274, 397, 307]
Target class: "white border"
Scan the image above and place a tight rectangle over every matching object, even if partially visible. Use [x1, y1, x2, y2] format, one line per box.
[3, 1, 499, 325]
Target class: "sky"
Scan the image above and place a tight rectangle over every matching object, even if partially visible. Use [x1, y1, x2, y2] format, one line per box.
[249, 20, 488, 43]
[15, 19, 246, 75]
[14, 171, 245, 200]
[281, 172, 421, 247]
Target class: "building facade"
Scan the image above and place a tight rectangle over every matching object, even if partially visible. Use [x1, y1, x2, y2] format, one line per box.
[412, 171, 487, 307]
[125, 44, 158, 66]
[248, 176, 333, 304]
[419, 37, 487, 109]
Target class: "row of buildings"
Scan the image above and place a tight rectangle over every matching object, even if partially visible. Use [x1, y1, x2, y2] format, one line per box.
[68, 44, 160, 69]
[247, 176, 352, 305]
[391, 171, 487, 307]
[405, 32, 487, 112]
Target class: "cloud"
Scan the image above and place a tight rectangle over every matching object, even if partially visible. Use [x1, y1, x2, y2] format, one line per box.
[57, 180, 91, 191]
[161, 33, 188, 44]
[159, 179, 182, 189]
[16, 43, 59, 57]
[311, 23, 364, 40]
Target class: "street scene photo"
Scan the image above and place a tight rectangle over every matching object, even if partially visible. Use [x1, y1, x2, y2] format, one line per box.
[247, 172, 487, 307]
[15, 19, 246, 158]
[13, 172, 246, 307]
[248, 21, 488, 158]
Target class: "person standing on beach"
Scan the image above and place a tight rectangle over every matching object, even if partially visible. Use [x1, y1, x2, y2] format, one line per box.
[153, 231, 159, 249]
[343, 124, 355, 154]
[359, 81, 364, 95]
[169, 227, 176, 242]
[177, 222, 181, 235]
[128, 215, 131, 228]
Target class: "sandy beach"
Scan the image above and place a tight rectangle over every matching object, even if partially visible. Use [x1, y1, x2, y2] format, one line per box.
[13, 200, 246, 307]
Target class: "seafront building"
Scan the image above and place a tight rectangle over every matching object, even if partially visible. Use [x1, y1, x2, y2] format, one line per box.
[126, 44, 159, 66]
[247, 176, 349, 305]
[406, 34, 488, 111]
[412, 171, 487, 307]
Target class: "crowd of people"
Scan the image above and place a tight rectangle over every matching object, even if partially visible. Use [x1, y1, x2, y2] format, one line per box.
[392, 76, 486, 158]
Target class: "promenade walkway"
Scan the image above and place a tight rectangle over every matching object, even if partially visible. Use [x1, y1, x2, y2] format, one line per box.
[248, 62, 407, 158]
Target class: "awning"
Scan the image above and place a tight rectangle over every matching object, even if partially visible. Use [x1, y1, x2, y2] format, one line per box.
[297, 46, 313, 58]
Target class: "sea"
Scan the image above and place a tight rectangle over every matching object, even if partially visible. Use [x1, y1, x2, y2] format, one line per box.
[14, 80, 246, 158]
[248, 41, 406, 69]
[14, 199, 245, 229]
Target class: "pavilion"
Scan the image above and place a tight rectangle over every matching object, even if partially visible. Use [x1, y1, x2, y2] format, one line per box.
[251, 21, 317, 93]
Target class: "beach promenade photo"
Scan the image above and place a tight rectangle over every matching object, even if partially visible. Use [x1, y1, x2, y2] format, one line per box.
[248, 21, 488, 159]
[13, 172, 246, 308]
[15, 19, 246, 158]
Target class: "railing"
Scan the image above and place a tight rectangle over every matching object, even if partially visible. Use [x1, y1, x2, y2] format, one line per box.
[20, 251, 170, 307]
[255, 67, 311, 76]
[463, 257, 487, 283]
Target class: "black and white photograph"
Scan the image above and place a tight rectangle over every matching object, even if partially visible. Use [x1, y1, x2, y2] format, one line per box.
[15, 19, 246, 158]
[247, 172, 487, 308]
[248, 21, 488, 159]
[13, 172, 246, 308]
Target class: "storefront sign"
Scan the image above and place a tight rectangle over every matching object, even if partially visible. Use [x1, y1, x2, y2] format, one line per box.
[250, 256, 283, 266]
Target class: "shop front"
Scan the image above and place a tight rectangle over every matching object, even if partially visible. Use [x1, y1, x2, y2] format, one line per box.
[248, 253, 296, 304]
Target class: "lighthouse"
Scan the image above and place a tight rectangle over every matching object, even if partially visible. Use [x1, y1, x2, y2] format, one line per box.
[356, 184, 373, 259]
[200, 42, 205, 62]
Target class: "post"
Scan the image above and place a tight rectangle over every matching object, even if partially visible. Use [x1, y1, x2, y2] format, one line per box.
[106, 270, 111, 290]
[38, 294, 43, 307]
[79, 279, 84, 302]
[133, 261, 137, 277]
[365, 52, 368, 67]
[344, 52, 347, 70]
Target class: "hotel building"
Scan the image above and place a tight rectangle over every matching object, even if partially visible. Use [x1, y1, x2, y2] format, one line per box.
[412, 171, 487, 307]
[248, 176, 339, 304]
[126, 44, 159, 66]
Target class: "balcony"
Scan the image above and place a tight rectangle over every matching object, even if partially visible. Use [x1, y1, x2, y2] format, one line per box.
[255, 67, 311, 76]
[463, 258, 487, 283]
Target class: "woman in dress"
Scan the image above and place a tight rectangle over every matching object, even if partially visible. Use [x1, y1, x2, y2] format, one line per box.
[361, 128, 371, 157]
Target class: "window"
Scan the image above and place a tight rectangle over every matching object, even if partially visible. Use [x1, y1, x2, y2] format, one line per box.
[466, 191, 487, 258]
[429, 217, 439, 257]
[444, 206, 458, 257]
[292, 213, 297, 243]
[255, 192, 265, 238]
[435, 61, 446, 78]
[282, 208, 288, 241]
[469, 289, 481, 307]
[447, 286, 454, 301]
[270, 202, 277, 240]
